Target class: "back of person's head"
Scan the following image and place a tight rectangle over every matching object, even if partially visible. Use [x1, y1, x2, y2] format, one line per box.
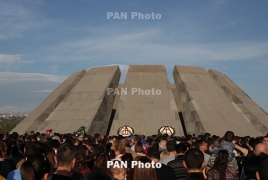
[186, 134, 192, 141]
[166, 140, 176, 152]
[244, 155, 262, 180]
[147, 148, 160, 159]
[121, 153, 133, 169]
[110, 160, 127, 180]
[184, 148, 204, 170]
[257, 155, 268, 180]
[94, 153, 111, 176]
[115, 143, 126, 155]
[159, 140, 167, 151]
[213, 150, 229, 179]
[176, 143, 187, 154]
[224, 131, 234, 142]
[254, 143, 268, 156]
[49, 139, 60, 149]
[80, 171, 111, 180]
[94, 145, 106, 157]
[160, 150, 169, 159]
[56, 143, 77, 167]
[25, 142, 44, 156]
[135, 142, 144, 153]
[132, 156, 157, 180]
[20, 154, 51, 180]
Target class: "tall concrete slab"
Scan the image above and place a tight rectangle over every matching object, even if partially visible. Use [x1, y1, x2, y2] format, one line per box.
[110, 65, 183, 136]
[173, 65, 261, 136]
[209, 69, 268, 135]
[11, 70, 86, 135]
[36, 66, 120, 135]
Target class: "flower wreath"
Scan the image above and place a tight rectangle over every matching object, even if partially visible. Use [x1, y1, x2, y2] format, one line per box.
[158, 126, 175, 136]
[117, 125, 134, 137]
[74, 126, 86, 136]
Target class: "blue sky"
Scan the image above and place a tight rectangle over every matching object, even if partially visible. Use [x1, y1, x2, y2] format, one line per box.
[0, 0, 267, 112]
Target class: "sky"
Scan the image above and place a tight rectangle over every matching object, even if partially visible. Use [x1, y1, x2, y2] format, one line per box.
[0, 0, 267, 113]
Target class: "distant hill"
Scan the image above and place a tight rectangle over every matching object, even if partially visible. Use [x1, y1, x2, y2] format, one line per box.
[0, 106, 32, 114]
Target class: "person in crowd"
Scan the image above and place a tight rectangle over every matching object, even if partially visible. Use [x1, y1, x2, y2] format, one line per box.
[80, 171, 111, 180]
[183, 148, 206, 180]
[94, 153, 111, 176]
[159, 140, 167, 152]
[7, 142, 45, 180]
[112, 143, 126, 161]
[160, 151, 169, 160]
[160, 140, 177, 165]
[109, 160, 127, 180]
[0, 142, 13, 179]
[168, 143, 188, 180]
[132, 156, 157, 180]
[207, 131, 238, 173]
[256, 155, 268, 180]
[119, 139, 137, 159]
[147, 148, 176, 180]
[71, 145, 90, 180]
[262, 136, 268, 147]
[244, 155, 262, 180]
[195, 139, 210, 166]
[207, 150, 239, 180]
[20, 154, 51, 180]
[52, 143, 77, 180]
[135, 142, 146, 156]
[121, 153, 133, 179]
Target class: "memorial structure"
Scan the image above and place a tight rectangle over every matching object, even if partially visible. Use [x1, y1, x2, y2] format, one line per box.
[11, 65, 267, 136]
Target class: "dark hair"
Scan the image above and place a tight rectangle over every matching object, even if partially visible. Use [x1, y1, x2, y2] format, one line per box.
[258, 155, 268, 180]
[213, 150, 229, 180]
[195, 140, 205, 150]
[135, 142, 144, 153]
[224, 131, 234, 142]
[244, 155, 262, 180]
[49, 139, 60, 149]
[186, 134, 192, 141]
[94, 153, 111, 176]
[166, 140, 176, 152]
[115, 143, 126, 154]
[80, 171, 111, 180]
[56, 143, 77, 166]
[175, 143, 187, 154]
[132, 156, 157, 180]
[72, 145, 88, 179]
[184, 148, 204, 169]
[147, 147, 160, 160]
[121, 153, 133, 169]
[20, 155, 51, 180]
[25, 142, 44, 156]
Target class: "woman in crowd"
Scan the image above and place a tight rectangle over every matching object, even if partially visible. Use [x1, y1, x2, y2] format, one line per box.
[20, 154, 51, 180]
[207, 150, 239, 180]
[0, 141, 13, 179]
[131, 156, 157, 180]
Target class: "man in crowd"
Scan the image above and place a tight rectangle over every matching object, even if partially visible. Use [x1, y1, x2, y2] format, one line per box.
[195, 140, 210, 166]
[52, 143, 77, 180]
[183, 148, 205, 180]
[160, 140, 177, 165]
[168, 143, 188, 180]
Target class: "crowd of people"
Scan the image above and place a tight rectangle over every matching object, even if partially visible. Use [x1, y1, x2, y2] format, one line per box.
[0, 130, 267, 180]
